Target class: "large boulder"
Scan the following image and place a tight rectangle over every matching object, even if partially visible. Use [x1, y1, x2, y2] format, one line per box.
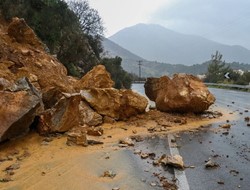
[144, 74, 215, 113]
[75, 65, 114, 90]
[0, 78, 42, 142]
[0, 17, 84, 138]
[37, 94, 81, 134]
[0, 17, 75, 107]
[81, 88, 148, 120]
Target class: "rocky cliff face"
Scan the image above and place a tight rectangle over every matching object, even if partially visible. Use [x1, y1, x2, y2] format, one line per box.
[0, 18, 148, 142]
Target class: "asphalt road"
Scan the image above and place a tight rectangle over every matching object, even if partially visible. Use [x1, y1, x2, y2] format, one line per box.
[131, 85, 250, 190]
[176, 88, 250, 190]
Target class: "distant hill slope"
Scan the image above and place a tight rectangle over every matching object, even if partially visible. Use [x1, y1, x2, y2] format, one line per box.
[109, 23, 250, 65]
[102, 37, 145, 74]
[102, 38, 250, 77]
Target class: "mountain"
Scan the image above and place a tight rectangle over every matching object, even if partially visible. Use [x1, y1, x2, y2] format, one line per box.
[109, 23, 250, 65]
[102, 37, 145, 74]
[102, 37, 250, 77]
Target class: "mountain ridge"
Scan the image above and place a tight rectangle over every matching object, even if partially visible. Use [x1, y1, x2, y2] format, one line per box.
[109, 23, 250, 65]
[102, 36, 250, 77]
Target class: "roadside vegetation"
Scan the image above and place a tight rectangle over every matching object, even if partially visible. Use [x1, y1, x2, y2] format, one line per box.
[204, 51, 250, 85]
[0, 0, 133, 89]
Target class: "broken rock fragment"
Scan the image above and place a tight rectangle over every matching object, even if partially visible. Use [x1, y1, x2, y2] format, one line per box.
[205, 159, 219, 168]
[66, 129, 88, 147]
[119, 137, 134, 146]
[81, 88, 148, 120]
[86, 126, 104, 136]
[79, 101, 103, 126]
[75, 65, 114, 90]
[220, 124, 231, 129]
[102, 170, 116, 178]
[160, 154, 184, 169]
[0, 78, 42, 142]
[37, 94, 81, 134]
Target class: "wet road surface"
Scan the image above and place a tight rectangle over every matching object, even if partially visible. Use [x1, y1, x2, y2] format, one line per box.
[131, 85, 250, 190]
[176, 88, 250, 190]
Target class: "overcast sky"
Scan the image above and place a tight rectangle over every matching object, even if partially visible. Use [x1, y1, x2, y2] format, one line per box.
[88, 0, 250, 49]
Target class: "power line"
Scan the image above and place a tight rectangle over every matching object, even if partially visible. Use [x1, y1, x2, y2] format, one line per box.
[137, 60, 143, 80]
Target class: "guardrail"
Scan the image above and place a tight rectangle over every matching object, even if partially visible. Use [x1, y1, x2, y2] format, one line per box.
[133, 80, 146, 84]
[205, 83, 250, 89]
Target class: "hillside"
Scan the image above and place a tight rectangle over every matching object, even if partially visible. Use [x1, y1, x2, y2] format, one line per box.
[109, 23, 250, 65]
[102, 38, 250, 77]
[102, 37, 145, 74]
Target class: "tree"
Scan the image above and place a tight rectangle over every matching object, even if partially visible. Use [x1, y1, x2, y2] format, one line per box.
[0, 0, 103, 77]
[102, 57, 133, 89]
[67, 0, 104, 59]
[236, 71, 250, 85]
[67, 0, 104, 36]
[205, 51, 230, 83]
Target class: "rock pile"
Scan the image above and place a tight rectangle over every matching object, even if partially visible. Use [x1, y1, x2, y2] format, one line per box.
[0, 17, 148, 143]
[144, 74, 215, 113]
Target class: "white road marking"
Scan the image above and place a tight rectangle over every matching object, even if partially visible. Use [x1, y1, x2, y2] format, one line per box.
[168, 134, 190, 190]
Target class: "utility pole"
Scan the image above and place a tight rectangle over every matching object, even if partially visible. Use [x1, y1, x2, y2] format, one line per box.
[137, 60, 143, 81]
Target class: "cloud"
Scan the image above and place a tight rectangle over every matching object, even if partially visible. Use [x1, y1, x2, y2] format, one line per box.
[150, 0, 250, 49]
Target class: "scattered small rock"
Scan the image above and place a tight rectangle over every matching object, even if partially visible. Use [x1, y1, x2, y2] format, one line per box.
[230, 169, 239, 176]
[0, 156, 8, 162]
[153, 160, 160, 166]
[140, 153, 149, 159]
[205, 159, 219, 168]
[6, 170, 15, 176]
[66, 130, 88, 146]
[87, 126, 103, 136]
[220, 124, 231, 129]
[244, 117, 250, 122]
[119, 137, 134, 146]
[171, 138, 176, 143]
[118, 144, 128, 148]
[8, 149, 20, 156]
[222, 131, 229, 135]
[42, 137, 53, 142]
[102, 170, 116, 178]
[131, 135, 144, 142]
[134, 149, 141, 154]
[132, 130, 137, 134]
[41, 171, 46, 176]
[5, 162, 20, 171]
[87, 139, 104, 145]
[16, 150, 31, 161]
[161, 155, 184, 169]
[150, 182, 157, 187]
[41, 141, 50, 146]
[0, 176, 13, 183]
[217, 180, 224, 185]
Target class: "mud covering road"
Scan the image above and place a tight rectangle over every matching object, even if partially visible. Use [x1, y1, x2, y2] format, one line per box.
[0, 86, 248, 190]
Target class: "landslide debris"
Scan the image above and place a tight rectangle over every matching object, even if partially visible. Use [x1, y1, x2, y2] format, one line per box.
[0, 17, 148, 143]
[144, 74, 215, 113]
